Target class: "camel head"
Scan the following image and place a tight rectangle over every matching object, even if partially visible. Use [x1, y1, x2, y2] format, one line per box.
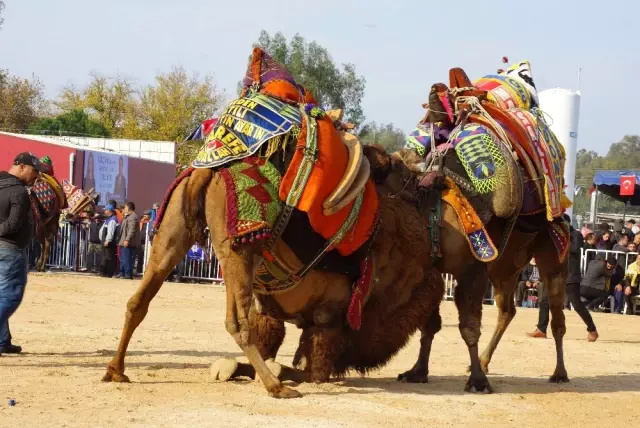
[363, 144, 422, 202]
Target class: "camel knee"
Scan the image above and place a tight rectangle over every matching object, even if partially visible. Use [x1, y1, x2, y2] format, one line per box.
[423, 311, 442, 337]
[126, 295, 145, 315]
[459, 319, 481, 347]
[227, 317, 250, 346]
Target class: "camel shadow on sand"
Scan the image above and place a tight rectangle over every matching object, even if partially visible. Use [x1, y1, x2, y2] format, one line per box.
[308, 373, 640, 396]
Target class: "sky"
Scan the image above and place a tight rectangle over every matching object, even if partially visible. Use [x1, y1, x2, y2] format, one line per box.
[0, 0, 638, 154]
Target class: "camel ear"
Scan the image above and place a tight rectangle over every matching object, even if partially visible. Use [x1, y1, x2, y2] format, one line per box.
[362, 144, 391, 184]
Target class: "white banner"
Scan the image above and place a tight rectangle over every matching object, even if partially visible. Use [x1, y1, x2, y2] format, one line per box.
[83, 150, 129, 206]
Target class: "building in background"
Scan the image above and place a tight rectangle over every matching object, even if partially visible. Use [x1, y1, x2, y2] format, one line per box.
[0, 131, 176, 210]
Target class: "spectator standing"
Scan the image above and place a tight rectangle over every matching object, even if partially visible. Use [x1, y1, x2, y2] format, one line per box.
[134, 210, 152, 275]
[0, 152, 45, 355]
[99, 204, 119, 277]
[116, 202, 140, 280]
[612, 234, 630, 267]
[584, 233, 597, 265]
[597, 231, 613, 251]
[86, 213, 104, 273]
[528, 216, 599, 342]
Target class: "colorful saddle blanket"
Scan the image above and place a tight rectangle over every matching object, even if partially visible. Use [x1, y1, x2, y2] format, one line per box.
[406, 59, 568, 221]
[192, 48, 379, 258]
[30, 174, 65, 222]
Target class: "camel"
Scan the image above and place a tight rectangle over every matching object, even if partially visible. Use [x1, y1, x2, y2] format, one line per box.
[354, 62, 573, 391]
[102, 48, 446, 398]
[364, 146, 571, 393]
[29, 163, 98, 272]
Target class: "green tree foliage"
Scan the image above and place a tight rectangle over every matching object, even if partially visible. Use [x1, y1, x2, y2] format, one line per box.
[56, 68, 223, 142]
[573, 135, 640, 217]
[28, 109, 110, 137]
[358, 122, 406, 152]
[0, 69, 48, 132]
[247, 31, 366, 126]
[0, 1, 5, 29]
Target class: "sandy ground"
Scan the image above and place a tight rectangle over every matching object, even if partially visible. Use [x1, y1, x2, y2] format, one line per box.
[0, 273, 639, 428]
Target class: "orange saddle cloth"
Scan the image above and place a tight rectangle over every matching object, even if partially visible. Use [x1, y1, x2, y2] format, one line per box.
[242, 47, 379, 256]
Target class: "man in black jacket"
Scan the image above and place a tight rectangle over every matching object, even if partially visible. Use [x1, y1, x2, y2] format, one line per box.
[527, 215, 599, 342]
[0, 152, 45, 356]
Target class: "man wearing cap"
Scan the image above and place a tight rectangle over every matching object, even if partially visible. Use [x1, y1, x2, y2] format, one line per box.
[0, 152, 46, 355]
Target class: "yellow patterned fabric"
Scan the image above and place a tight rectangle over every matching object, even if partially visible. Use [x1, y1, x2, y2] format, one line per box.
[450, 124, 506, 194]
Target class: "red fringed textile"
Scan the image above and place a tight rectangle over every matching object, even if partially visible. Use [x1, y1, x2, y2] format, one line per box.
[154, 167, 195, 229]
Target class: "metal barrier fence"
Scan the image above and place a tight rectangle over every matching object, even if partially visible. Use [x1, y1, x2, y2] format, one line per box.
[35, 221, 499, 303]
[28, 221, 89, 271]
[581, 248, 638, 273]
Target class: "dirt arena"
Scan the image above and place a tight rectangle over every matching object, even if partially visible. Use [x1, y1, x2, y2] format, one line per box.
[1, 273, 638, 427]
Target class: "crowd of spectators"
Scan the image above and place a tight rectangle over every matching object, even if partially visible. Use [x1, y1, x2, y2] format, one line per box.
[85, 200, 157, 279]
[517, 218, 640, 316]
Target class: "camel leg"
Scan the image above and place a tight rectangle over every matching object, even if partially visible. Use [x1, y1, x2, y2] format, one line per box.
[397, 307, 442, 383]
[37, 239, 49, 272]
[477, 271, 519, 374]
[212, 305, 286, 381]
[214, 248, 301, 398]
[535, 243, 569, 383]
[455, 266, 493, 393]
[102, 186, 194, 383]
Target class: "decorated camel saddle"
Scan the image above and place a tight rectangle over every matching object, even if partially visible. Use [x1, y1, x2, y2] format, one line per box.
[404, 58, 571, 263]
[29, 157, 68, 225]
[160, 48, 379, 330]
[29, 156, 99, 239]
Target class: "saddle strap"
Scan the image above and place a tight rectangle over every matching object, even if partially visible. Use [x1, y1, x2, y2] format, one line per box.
[255, 187, 368, 295]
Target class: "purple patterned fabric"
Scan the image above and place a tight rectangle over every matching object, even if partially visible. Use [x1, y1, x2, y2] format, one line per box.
[242, 50, 300, 90]
[520, 174, 544, 215]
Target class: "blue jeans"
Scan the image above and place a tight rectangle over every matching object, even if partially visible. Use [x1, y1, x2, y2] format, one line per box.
[614, 288, 625, 313]
[0, 247, 28, 348]
[119, 246, 134, 278]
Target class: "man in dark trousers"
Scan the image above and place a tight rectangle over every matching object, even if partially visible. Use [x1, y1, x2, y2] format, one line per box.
[527, 214, 599, 342]
[116, 202, 140, 280]
[99, 204, 119, 277]
[86, 213, 103, 273]
[0, 152, 46, 355]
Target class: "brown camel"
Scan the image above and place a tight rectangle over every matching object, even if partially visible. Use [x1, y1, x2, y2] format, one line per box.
[101, 164, 448, 397]
[30, 176, 98, 272]
[360, 146, 571, 393]
[102, 48, 446, 398]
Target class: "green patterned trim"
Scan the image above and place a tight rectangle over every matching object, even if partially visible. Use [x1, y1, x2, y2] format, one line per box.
[285, 107, 317, 207]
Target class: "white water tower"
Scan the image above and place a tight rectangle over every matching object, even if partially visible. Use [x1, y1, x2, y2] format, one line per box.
[538, 88, 581, 219]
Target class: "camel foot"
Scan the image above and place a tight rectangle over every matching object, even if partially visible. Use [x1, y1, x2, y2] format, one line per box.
[548, 373, 570, 383]
[464, 372, 493, 394]
[264, 359, 282, 379]
[268, 385, 302, 399]
[102, 367, 130, 383]
[397, 367, 428, 383]
[210, 357, 239, 382]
